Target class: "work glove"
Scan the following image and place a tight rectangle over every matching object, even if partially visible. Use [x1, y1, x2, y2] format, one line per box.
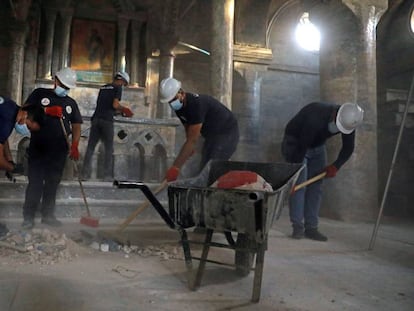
[45, 106, 63, 118]
[324, 164, 338, 178]
[70, 141, 80, 160]
[166, 166, 180, 182]
[121, 107, 134, 117]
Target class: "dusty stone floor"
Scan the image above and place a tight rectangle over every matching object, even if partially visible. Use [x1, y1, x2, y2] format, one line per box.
[0, 213, 413, 311]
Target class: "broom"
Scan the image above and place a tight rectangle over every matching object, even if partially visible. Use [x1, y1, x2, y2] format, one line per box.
[59, 118, 99, 227]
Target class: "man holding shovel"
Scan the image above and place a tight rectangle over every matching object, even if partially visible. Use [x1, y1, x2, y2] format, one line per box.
[282, 102, 364, 241]
[20, 67, 82, 230]
[159, 77, 239, 182]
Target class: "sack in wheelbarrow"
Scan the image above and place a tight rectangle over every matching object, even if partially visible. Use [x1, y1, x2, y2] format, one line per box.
[168, 160, 303, 238]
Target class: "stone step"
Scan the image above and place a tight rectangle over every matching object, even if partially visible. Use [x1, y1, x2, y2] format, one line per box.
[0, 178, 169, 221]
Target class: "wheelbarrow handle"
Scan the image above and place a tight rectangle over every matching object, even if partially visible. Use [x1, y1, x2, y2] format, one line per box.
[113, 180, 175, 229]
[293, 172, 326, 192]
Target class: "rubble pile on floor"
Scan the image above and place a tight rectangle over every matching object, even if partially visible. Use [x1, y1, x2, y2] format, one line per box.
[0, 228, 79, 265]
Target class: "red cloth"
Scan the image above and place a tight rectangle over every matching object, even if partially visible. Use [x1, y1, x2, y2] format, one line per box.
[215, 171, 259, 189]
[44, 106, 63, 118]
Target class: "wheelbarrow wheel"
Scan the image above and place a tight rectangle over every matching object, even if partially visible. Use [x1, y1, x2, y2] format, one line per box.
[235, 233, 255, 277]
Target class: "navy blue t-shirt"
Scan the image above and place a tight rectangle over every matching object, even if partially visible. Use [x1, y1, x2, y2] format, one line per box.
[175, 93, 238, 138]
[92, 83, 122, 121]
[283, 102, 355, 169]
[0, 96, 19, 144]
[25, 88, 83, 152]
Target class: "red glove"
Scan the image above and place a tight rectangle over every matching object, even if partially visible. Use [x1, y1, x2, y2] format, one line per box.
[70, 141, 80, 160]
[45, 106, 63, 118]
[166, 166, 180, 182]
[121, 107, 134, 117]
[325, 165, 338, 178]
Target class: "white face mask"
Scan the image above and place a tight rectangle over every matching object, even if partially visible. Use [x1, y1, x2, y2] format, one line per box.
[54, 86, 69, 97]
[328, 121, 340, 134]
[14, 122, 31, 137]
[169, 98, 183, 111]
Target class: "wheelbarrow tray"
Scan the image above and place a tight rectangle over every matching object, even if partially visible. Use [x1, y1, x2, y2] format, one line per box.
[168, 160, 303, 241]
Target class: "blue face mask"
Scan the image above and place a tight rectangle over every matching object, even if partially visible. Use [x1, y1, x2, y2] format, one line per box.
[15, 122, 31, 137]
[54, 86, 69, 97]
[328, 121, 340, 134]
[169, 98, 183, 111]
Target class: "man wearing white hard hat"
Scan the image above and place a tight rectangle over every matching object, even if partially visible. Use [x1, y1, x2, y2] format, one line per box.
[159, 77, 239, 182]
[281, 102, 364, 241]
[20, 67, 83, 230]
[82, 71, 133, 181]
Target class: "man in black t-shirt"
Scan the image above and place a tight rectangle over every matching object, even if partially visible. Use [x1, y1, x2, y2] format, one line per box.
[159, 77, 239, 182]
[281, 102, 364, 241]
[20, 67, 83, 230]
[81, 71, 133, 181]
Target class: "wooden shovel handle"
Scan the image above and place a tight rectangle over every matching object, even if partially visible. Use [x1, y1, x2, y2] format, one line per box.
[293, 172, 326, 192]
[117, 179, 168, 232]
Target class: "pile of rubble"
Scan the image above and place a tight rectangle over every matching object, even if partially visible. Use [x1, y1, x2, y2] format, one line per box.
[0, 228, 80, 265]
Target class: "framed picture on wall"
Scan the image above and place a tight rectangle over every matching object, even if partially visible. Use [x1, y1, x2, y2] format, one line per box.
[70, 18, 116, 84]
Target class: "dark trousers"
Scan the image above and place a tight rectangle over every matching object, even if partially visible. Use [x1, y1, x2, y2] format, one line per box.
[200, 124, 239, 169]
[82, 118, 114, 179]
[23, 149, 67, 220]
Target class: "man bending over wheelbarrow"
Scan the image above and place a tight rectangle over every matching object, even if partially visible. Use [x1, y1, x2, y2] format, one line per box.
[159, 77, 239, 182]
[282, 102, 364, 241]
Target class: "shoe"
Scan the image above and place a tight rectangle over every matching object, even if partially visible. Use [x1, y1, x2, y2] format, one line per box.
[41, 217, 62, 227]
[291, 227, 304, 239]
[22, 219, 35, 230]
[305, 228, 328, 241]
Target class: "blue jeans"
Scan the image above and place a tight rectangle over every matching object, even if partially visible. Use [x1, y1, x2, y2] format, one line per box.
[289, 145, 327, 230]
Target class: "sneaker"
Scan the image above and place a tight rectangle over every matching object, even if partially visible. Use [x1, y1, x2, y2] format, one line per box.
[305, 228, 328, 241]
[41, 217, 62, 227]
[291, 227, 304, 239]
[22, 219, 35, 230]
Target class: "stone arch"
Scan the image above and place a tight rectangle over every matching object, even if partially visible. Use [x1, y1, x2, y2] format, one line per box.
[148, 144, 167, 182]
[128, 143, 145, 181]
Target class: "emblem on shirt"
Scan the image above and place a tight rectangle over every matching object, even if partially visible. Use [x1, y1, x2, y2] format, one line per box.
[66, 106, 72, 114]
[0, 96, 4, 104]
[41, 98, 50, 106]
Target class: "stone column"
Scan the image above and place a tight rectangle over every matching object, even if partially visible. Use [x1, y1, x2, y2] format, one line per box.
[59, 9, 74, 68]
[130, 20, 142, 86]
[41, 9, 57, 79]
[7, 21, 27, 105]
[317, 1, 387, 221]
[156, 48, 175, 118]
[211, 0, 234, 109]
[117, 17, 129, 71]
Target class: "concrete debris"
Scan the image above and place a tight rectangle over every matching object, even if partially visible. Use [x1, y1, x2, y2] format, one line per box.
[85, 237, 183, 261]
[0, 228, 80, 265]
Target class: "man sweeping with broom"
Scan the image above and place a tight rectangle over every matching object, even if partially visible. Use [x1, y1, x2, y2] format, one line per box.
[20, 67, 82, 230]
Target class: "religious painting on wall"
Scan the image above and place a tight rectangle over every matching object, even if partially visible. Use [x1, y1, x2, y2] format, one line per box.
[70, 18, 116, 84]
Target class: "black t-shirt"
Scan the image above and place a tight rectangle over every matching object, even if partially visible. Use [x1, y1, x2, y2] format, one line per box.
[92, 83, 122, 121]
[283, 102, 355, 168]
[25, 88, 83, 152]
[0, 96, 19, 144]
[175, 93, 238, 138]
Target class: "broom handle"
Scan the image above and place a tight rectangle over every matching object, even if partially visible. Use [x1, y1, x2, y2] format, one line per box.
[59, 118, 91, 217]
[293, 172, 326, 192]
[117, 179, 168, 232]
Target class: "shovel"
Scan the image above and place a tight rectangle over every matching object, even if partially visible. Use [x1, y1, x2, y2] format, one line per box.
[292, 172, 326, 193]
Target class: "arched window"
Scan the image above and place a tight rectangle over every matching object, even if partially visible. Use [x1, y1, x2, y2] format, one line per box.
[295, 12, 320, 52]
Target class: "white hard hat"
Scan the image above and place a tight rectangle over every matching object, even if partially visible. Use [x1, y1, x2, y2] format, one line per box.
[160, 77, 181, 103]
[115, 71, 130, 84]
[55, 67, 77, 89]
[336, 102, 364, 134]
